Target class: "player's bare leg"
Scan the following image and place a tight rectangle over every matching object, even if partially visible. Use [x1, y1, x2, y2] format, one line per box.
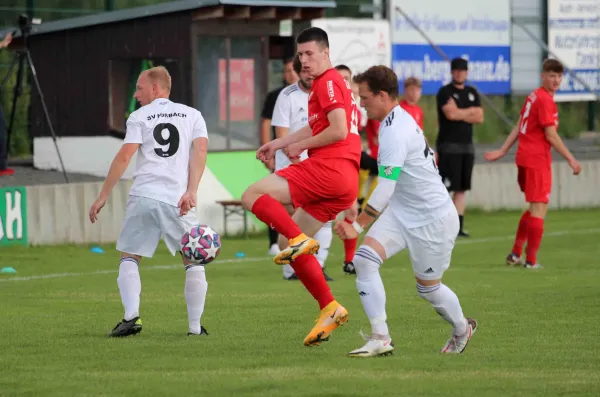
[183, 255, 209, 336]
[242, 173, 320, 264]
[524, 202, 547, 269]
[416, 276, 477, 354]
[110, 252, 143, 337]
[453, 191, 469, 237]
[341, 200, 359, 275]
[348, 237, 394, 357]
[288, 208, 348, 346]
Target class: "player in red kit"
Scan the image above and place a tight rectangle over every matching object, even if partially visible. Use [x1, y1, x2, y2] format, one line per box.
[241, 27, 362, 346]
[484, 59, 581, 268]
[399, 77, 424, 129]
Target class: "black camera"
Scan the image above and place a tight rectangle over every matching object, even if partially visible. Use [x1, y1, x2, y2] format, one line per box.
[15, 14, 41, 36]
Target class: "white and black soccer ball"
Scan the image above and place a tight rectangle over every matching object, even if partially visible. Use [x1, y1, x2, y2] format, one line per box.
[180, 225, 221, 265]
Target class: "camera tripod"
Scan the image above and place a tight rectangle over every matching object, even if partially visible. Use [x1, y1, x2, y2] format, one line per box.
[0, 15, 69, 183]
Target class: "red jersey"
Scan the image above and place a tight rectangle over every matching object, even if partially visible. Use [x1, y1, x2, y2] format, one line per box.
[308, 68, 362, 167]
[365, 119, 380, 159]
[399, 100, 424, 130]
[515, 87, 558, 169]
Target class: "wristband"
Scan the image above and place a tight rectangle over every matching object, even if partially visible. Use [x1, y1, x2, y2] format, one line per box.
[352, 221, 364, 235]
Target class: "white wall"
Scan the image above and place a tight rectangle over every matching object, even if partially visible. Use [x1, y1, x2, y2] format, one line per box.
[34, 136, 138, 179]
[24, 160, 600, 246]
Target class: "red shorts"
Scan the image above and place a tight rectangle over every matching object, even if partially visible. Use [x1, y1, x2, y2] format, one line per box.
[276, 157, 358, 222]
[517, 165, 552, 203]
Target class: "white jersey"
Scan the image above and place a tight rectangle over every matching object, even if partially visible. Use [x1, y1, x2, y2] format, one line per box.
[271, 83, 309, 170]
[378, 105, 453, 228]
[124, 98, 208, 207]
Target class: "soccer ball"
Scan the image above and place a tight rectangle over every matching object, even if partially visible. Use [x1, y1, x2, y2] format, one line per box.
[180, 225, 221, 265]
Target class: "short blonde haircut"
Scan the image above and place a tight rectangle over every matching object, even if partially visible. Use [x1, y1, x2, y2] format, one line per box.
[403, 77, 422, 88]
[145, 66, 172, 93]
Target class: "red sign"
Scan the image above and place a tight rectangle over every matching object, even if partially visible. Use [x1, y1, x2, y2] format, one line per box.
[219, 59, 255, 122]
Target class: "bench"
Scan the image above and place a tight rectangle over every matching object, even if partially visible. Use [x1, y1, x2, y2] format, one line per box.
[216, 200, 248, 238]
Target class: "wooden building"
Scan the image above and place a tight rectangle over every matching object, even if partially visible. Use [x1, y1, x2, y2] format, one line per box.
[15, 0, 335, 153]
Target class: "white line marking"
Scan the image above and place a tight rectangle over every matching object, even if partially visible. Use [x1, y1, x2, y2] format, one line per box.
[0, 256, 270, 282]
[2, 228, 600, 282]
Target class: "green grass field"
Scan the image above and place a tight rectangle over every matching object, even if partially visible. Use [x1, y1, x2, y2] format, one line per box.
[1, 210, 600, 397]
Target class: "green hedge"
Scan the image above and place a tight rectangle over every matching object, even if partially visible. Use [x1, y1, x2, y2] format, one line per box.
[0, 50, 30, 156]
[419, 95, 597, 145]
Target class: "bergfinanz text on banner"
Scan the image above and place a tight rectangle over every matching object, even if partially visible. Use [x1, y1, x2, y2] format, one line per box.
[390, 0, 511, 95]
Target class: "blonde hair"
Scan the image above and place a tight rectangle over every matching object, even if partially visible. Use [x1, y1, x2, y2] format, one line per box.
[145, 66, 171, 93]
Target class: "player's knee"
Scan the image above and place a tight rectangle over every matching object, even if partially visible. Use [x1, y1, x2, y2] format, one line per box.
[241, 188, 258, 210]
[353, 245, 383, 280]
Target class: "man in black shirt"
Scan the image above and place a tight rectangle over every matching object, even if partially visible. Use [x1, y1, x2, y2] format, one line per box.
[436, 58, 484, 237]
[259, 56, 298, 254]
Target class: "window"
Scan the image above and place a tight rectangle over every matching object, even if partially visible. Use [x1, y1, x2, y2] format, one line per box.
[196, 36, 265, 151]
[108, 58, 183, 136]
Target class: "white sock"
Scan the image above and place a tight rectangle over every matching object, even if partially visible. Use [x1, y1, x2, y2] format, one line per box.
[354, 245, 389, 336]
[314, 221, 333, 269]
[117, 257, 141, 321]
[282, 264, 295, 279]
[417, 283, 468, 336]
[185, 266, 208, 334]
[283, 222, 332, 277]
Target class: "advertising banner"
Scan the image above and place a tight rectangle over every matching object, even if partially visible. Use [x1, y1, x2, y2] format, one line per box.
[0, 187, 27, 246]
[390, 0, 511, 95]
[548, 0, 600, 101]
[311, 18, 391, 75]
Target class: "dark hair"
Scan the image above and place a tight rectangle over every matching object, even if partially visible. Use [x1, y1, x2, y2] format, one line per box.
[542, 58, 564, 74]
[293, 55, 302, 75]
[296, 27, 329, 48]
[353, 65, 399, 99]
[283, 56, 294, 66]
[335, 64, 352, 75]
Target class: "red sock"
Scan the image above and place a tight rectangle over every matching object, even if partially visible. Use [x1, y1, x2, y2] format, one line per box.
[251, 195, 302, 239]
[343, 218, 357, 263]
[511, 210, 530, 256]
[525, 216, 544, 265]
[291, 254, 334, 309]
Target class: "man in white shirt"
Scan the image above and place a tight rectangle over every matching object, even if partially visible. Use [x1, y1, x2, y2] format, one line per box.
[335, 66, 477, 357]
[88, 66, 210, 338]
[271, 56, 334, 282]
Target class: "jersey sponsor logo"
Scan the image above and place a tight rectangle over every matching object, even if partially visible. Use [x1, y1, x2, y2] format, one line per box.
[309, 114, 319, 123]
[468, 93, 475, 101]
[327, 80, 336, 103]
[146, 112, 187, 121]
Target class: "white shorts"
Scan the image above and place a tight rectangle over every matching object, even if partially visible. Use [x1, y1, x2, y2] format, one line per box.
[275, 148, 308, 171]
[366, 207, 459, 280]
[116, 195, 198, 258]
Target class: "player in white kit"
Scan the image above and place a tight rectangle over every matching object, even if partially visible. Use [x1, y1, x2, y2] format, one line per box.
[335, 66, 477, 357]
[271, 56, 334, 281]
[88, 66, 210, 338]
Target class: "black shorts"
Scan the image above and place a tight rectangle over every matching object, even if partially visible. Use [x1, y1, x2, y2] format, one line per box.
[437, 152, 474, 192]
[360, 151, 378, 176]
